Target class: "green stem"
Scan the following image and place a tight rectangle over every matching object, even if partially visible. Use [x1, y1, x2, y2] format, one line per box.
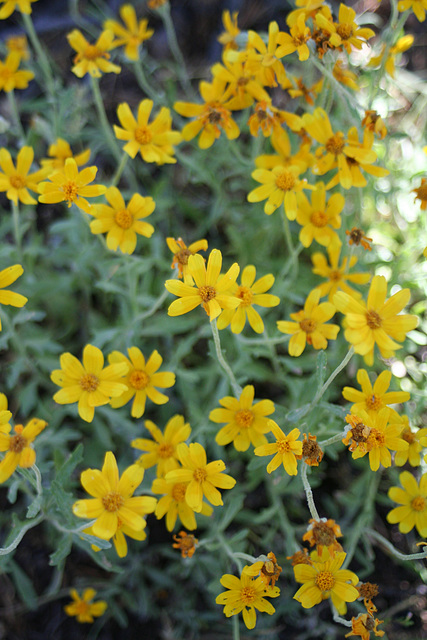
[132, 58, 162, 102]
[133, 287, 169, 324]
[366, 529, 427, 561]
[110, 152, 128, 187]
[267, 479, 299, 554]
[12, 200, 23, 261]
[211, 320, 241, 397]
[343, 470, 380, 567]
[332, 610, 353, 628]
[8, 90, 26, 140]
[301, 463, 320, 521]
[310, 347, 354, 410]
[233, 613, 240, 640]
[282, 212, 298, 280]
[0, 514, 44, 556]
[311, 56, 361, 121]
[90, 75, 122, 163]
[217, 533, 242, 573]
[32, 464, 43, 496]
[158, 3, 192, 94]
[319, 431, 346, 448]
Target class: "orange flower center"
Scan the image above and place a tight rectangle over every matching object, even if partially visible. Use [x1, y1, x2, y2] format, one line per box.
[366, 309, 382, 329]
[311, 211, 328, 227]
[275, 170, 296, 192]
[365, 394, 382, 411]
[158, 443, 174, 459]
[325, 133, 345, 156]
[172, 483, 187, 502]
[83, 45, 103, 60]
[135, 126, 152, 145]
[256, 108, 268, 121]
[199, 285, 216, 303]
[276, 439, 291, 453]
[411, 496, 426, 512]
[401, 428, 415, 444]
[175, 248, 192, 265]
[312, 522, 336, 546]
[350, 421, 370, 443]
[315, 570, 335, 592]
[414, 183, 427, 201]
[336, 24, 354, 40]
[329, 270, 342, 282]
[237, 76, 249, 87]
[75, 601, 90, 616]
[207, 106, 223, 124]
[9, 174, 26, 189]
[102, 492, 124, 512]
[240, 585, 256, 604]
[367, 428, 385, 448]
[9, 433, 27, 453]
[300, 318, 316, 334]
[236, 286, 253, 307]
[193, 468, 207, 483]
[115, 209, 133, 229]
[62, 180, 79, 205]
[80, 373, 99, 392]
[235, 409, 254, 428]
[129, 370, 150, 389]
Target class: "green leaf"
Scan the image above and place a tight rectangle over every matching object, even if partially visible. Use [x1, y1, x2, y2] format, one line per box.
[49, 534, 72, 567]
[26, 495, 43, 519]
[286, 403, 310, 422]
[9, 559, 38, 610]
[53, 443, 84, 486]
[314, 350, 327, 390]
[216, 494, 244, 533]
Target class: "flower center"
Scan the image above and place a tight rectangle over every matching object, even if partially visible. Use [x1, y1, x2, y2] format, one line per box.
[276, 439, 291, 453]
[129, 370, 150, 389]
[158, 443, 174, 459]
[367, 428, 385, 448]
[9, 433, 27, 453]
[135, 126, 152, 145]
[401, 428, 415, 444]
[256, 108, 268, 121]
[275, 170, 296, 191]
[262, 560, 276, 577]
[329, 270, 342, 282]
[411, 496, 426, 512]
[415, 183, 427, 200]
[80, 373, 99, 392]
[336, 24, 354, 40]
[9, 175, 26, 189]
[83, 44, 102, 60]
[235, 409, 254, 428]
[237, 76, 249, 86]
[62, 180, 78, 205]
[102, 492, 124, 512]
[350, 421, 370, 442]
[240, 585, 256, 604]
[302, 438, 323, 461]
[75, 601, 90, 616]
[207, 107, 223, 124]
[365, 394, 382, 411]
[199, 285, 216, 303]
[300, 318, 316, 334]
[236, 286, 253, 306]
[315, 570, 335, 592]
[172, 482, 187, 502]
[325, 133, 345, 156]
[193, 468, 207, 483]
[175, 248, 192, 265]
[115, 209, 133, 229]
[312, 522, 336, 546]
[310, 210, 328, 227]
[366, 309, 382, 329]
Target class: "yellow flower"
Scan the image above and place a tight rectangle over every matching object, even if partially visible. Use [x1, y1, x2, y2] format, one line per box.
[0, 146, 47, 205]
[216, 567, 280, 629]
[0, 418, 46, 483]
[38, 157, 106, 214]
[296, 182, 343, 248]
[5, 35, 29, 61]
[361, 110, 387, 145]
[315, 4, 375, 53]
[210, 385, 275, 451]
[387, 471, 427, 536]
[244, 551, 282, 588]
[247, 100, 287, 137]
[41, 138, 91, 172]
[293, 549, 359, 610]
[165, 442, 236, 513]
[114, 99, 181, 164]
[67, 29, 121, 78]
[397, 0, 427, 21]
[311, 245, 371, 302]
[248, 164, 311, 219]
[166, 237, 208, 284]
[276, 14, 311, 61]
[89, 186, 155, 254]
[254, 423, 302, 475]
[72, 451, 157, 540]
[51, 344, 128, 423]
[334, 275, 419, 365]
[288, 76, 324, 105]
[108, 348, 175, 418]
[217, 10, 240, 51]
[0, 264, 27, 329]
[413, 178, 427, 211]
[211, 58, 270, 111]
[395, 418, 427, 467]
[131, 414, 190, 476]
[302, 518, 343, 556]
[64, 588, 107, 624]
[85, 518, 149, 558]
[332, 59, 359, 92]
[152, 477, 213, 531]
[0, 0, 38, 19]
[254, 127, 312, 174]
[346, 226, 372, 251]
[277, 288, 340, 357]
[165, 248, 240, 322]
[172, 530, 198, 558]
[0, 393, 12, 432]
[216, 265, 280, 334]
[345, 612, 385, 639]
[342, 369, 410, 418]
[0, 51, 33, 91]
[104, 4, 154, 61]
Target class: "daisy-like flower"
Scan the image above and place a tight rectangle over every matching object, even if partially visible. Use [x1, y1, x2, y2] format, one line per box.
[277, 288, 340, 357]
[166, 237, 208, 284]
[254, 422, 302, 475]
[302, 518, 343, 556]
[245, 552, 282, 588]
[0, 265, 27, 330]
[67, 29, 121, 78]
[0, 418, 46, 483]
[247, 164, 311, 220]
[41, 138, 91, 172]
[131, 414, 190, 476]
[293, 548, 359, 610]
[369, 35, 414, 79]
[210, 385, 275, 452]
[276, 14, 311, 61]
[211, 59, 270, 112]
[345, 612, 385, 639]
[342, 369, 410, 419]
[217, 10, 240, 51]
[397, 0, 427, 21]
[51, 344, 128, 423]
[5, 35, 29, 61]
[315, 4, 375, 53]
[73, 451, 157, 540]
[172, 531, 198, 558]
[413, 178, 427, 211]
[312, 246, 371, 302]
[346, 227, 372, 251]
[216, 567, 280, 630]
[387, 471, 427, 537]
[216, 265, 280, 334]
[334, 275, 419, 366]
[332, 59, 359, 92]
[0, 52, 33, 92]
[0, 146, 47, 205]
[165, 249, 240, 322]
[89, 186, 155, 254]
[0, 0, 37, 19]
[288, 76, 324, 106]
[361, 110, 387, 145]
[297, 433, 324, 466]
[152, 477, 213, 531]
[164, 442, 236, 513]
[296, 182, 343, 248]
[247, 101, 287, 138]
[64, 588, 107, 624]
[254, 128, 312, 174]
[108, 348, 175, 419]
[394, 418, 427, 467]
[114, 99, 181, 164]
[104, 4, 153, 61]
[38, 158, 106, 215]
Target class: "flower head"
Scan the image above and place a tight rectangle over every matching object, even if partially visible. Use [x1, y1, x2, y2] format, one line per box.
[64, 588, 107, 624]
[297, 432, 324, 466]
[296, 182, 343, 248]
[312, 246, 371, 302]
[387, 470, 427, 537]
[172, 530, 198, 558]
[0, 51, 33, 92]
[346, 227, 372, 251]
[397, 0, 427, 22]
[302, 518, 343, 556]
[248, 164, 311, 220]
[342, 369, 410, 418]
[0, 146, 47, 205]
[217, 10, 240, 51]
[152, 476, 213, 531]
[5, 35, 29, 61]
[104, 4, 153, 61]
[166, 237, 208, 284]
[0, 418, 46, 483]
[41, 138, 91, 172]
[131, 414, 190, 476]
[0, 0, 38, 19]
[254, 422, 302, 475]
[315, 4, 375, 53]
[67, 29, 121, 77]
[394, 419, 427, 467]
[244, 551, 282, 588]
[276, 14, 311, 61]
[345, 612, 385, 639]
[0, 264, 28, 330]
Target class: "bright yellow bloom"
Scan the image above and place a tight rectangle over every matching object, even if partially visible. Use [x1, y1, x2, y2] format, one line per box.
[395, 418, 427, 467]
[211, 58, 270, 111]
[67, 29, 121, 78]
[369, 34, 414, 77]
[0, 0, 38, 19]
[276, 14, 311, 61]
[152, 476, 213, 531]
[72, 451, 157, 540]
[131, 414, 190, 476]
[248, 164, 311, 219]
[334, 275, 419, 365]
[315, 4, 375, 53]
[108, 348, 175, 418]
[41, 138, 91, 172]
[216, 265, 280, 334]
[5, 35, 29, 61]
[0, 264, 27, 329]
[296, 182, 343, 248]
[254, 422, 302, 475]
[172, 530, 198, 558]
[0, 418, 46, 483]
[210, 385, 275, 451]
[361, 110, 387, 146]
[413, 178, 427, 211]
[0, 146, 47, 205]
[277, 288, 340, 357]
[104, 4, 154, 61]
[165, 249, 240, 322]
[89, 186, 155, 254]
[397, 0, 427, 21]
[38, 158, 106, 214]
[165, 442, 236, 513]
[0, 394, 12, 432]
[64, 588, 107, 624]
[254, 128, 312, 174]
[293, 548, 359, 610]
[0, 52, 33, 91]
[332, 59, 359, 92]
[387, 471, 427, 536]
[217, 10, 240, 51]
[114, 99, 181, 163]
[311, 245, 371, 302]
[342, 369, 410, 418]
[51, 344, 128, 423]
[345, 612, 385, 639]
[166, 237, 208, 284]
[174, 77, 240, 149]
[216, 567, 280, 629]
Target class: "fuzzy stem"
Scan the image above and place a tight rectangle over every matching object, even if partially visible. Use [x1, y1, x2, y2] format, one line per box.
[343, 470, 381, 567]
[90, 75, 122, 163]
[233, 613, 240, 640]
[319, 431, 346, 448]
[132, 58, 161, 102]
[282, 213, 298, 280]
[110, 152, 129, 187]
[12, 200, 23, 261]
[0, 514, 44, 556]
[310, 347, 354, 410]
[8, 90, 26, 140]
[158, 3, 191, 94]
[366, 529, 427, 561]
[301, 463, 320, 521]
[211, 320, 241, 397]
